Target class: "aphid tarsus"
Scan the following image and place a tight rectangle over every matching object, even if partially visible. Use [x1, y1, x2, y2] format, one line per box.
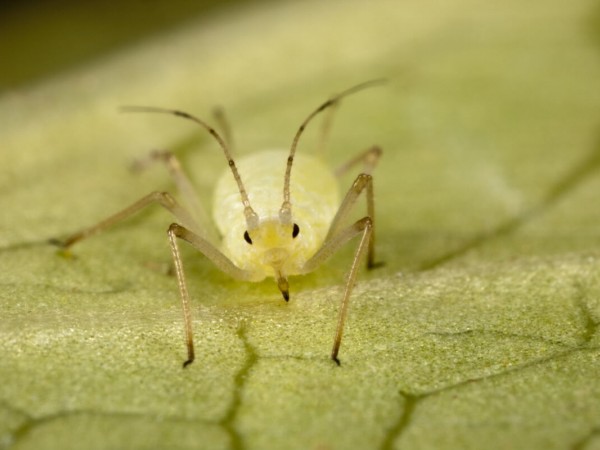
[55, 80, 384, 367]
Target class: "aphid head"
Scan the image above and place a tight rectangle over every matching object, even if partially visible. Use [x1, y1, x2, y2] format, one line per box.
[243, 219, 301, 301]
[243, 220, 300, 261]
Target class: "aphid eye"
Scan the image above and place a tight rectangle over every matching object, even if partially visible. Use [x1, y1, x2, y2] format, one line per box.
[243, 230, 253, 244]
[292, 223, 300, 238]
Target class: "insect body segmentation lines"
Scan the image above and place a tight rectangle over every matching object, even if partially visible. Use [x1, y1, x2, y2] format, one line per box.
[55, 80, 385, 367]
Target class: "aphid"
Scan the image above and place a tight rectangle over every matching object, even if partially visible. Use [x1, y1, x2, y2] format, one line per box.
[54, 80, 384, 367]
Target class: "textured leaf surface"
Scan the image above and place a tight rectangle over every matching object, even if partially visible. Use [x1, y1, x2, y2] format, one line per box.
[1, 1, 600, 449]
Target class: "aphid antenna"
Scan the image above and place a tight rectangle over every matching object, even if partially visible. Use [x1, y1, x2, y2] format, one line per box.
[279, 78, 387, 224]
[120, 106, 259, 230]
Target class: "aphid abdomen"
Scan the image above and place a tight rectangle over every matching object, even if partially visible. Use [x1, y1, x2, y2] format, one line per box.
[213, 150, 339, 273]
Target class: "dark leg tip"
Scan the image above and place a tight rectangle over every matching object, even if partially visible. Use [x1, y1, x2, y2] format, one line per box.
[48, 237, 66, 248]
[368, 260, 385, 270]
[332, 356, 341, 366]
[49, 239, 75, 259]
[182, 358, 194, 369]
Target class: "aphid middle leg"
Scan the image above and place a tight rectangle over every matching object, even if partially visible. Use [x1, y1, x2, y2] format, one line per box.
[167, 223, 253, 367]
[334, 145, 382, 177]
[54, 191, 201, 249]
[130, 150, 214, 239]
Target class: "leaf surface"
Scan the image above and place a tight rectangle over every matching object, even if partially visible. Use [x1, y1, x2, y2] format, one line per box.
[1, 1, 600, 449]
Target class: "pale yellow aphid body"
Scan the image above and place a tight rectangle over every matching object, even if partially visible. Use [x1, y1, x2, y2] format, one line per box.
[56, 80, 384, 367]
[214, 150, 339, 280]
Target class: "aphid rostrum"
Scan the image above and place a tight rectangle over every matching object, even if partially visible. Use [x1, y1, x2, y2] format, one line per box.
[55, 80, 384, 367]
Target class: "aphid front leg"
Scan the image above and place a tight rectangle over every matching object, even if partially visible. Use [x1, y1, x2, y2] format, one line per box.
[325, 172, 381, 268]
[52, 188, 254, 367]
[167, 223, 253, 367]
[302, 172, 379, 364]
[302, 216, 373, 365]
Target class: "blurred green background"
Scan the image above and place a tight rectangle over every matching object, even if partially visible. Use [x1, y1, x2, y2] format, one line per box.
[0, 0, 257, 90]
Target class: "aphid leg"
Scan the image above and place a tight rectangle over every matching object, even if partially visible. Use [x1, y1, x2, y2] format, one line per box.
[300, 173, 380, 364]
[53, 190, 250, 367]
[302, 216, 373, 365]
[325, 173, 381, 268]
[334, 145, 382, 177]
[281, 79, 385, 221]
[53, 191, 201, 249]
[121, 106, 259, 232]
[130, 150, 215, 240]
[167, 223, 252, 367]
[167, 226, 195, 367]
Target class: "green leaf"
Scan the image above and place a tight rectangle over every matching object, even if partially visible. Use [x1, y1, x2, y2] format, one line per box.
[1, 1, 600, 449]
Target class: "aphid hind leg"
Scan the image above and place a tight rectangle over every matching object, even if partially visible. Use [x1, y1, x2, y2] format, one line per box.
[334, 145, 382, 177]
[302, 216, 373, 365]
[167, 223, 252, 367]
[130, 150, 214, 239]
[54, 191, 201, 249]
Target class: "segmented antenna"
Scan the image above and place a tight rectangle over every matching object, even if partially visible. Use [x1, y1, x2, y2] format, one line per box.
[121, 106, 259, 229]
[279, 79, 387, 224]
